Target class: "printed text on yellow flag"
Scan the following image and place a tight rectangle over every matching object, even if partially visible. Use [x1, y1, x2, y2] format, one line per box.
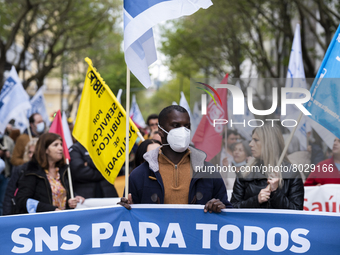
[73, 58, 138, 184]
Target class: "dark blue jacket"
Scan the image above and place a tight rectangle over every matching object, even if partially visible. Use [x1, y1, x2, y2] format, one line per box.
[3, 163, 28, 215]
[16, 160, 71, 213]
[128, 146, 232, 207]
[69, 142, 118, 198]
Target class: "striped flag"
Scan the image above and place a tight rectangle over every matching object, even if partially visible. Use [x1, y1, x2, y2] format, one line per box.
[124, 0, 212, 88]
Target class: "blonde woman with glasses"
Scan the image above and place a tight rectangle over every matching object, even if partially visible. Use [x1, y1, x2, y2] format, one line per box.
[231, 124, 304, 210]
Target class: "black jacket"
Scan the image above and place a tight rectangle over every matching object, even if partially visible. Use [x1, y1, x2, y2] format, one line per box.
[3, 163, 28, 215]
[231, 163, 304, 210]
[16, 160, 71, 213]
[69, 142, 118, 198]
[128, 146, 233, 207]
[311, 143, 325, 165]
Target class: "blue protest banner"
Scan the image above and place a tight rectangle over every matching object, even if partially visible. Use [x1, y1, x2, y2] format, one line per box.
[305, 24, 340, 139]
[1, 205, 339, 254]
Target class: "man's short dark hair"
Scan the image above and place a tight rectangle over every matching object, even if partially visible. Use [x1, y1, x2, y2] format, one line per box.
[29, 113, 39, 124]
[146, 114, 159, 126]
[159, 105, 188, 126]
[227, 129, 238, 138]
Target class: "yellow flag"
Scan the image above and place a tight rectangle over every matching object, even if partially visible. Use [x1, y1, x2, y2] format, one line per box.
[73, 58, 138, 184]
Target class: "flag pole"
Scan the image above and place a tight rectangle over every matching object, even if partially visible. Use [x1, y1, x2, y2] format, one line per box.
[137, 131, 145, 142]
[277, 112, 303, 167]
[224, 124, 228, 152]
[66, 158, 74, 199]
[125, 67, 131, 199]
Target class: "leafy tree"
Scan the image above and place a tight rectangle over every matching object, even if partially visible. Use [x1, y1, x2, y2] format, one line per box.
[0, 0, 120, 91]
[160, 0, 340, 111]
[161, 0, 340, 78]
[136, 76, 192, 119]
[62, 28, 146, 114]
[160, 1, 247, 81]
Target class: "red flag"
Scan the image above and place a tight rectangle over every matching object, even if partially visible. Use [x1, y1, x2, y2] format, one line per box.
[49, 110, 70, 160]
[192, 74, 228, 161]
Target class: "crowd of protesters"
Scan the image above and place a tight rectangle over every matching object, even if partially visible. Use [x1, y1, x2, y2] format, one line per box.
[0, 105, 339, 216]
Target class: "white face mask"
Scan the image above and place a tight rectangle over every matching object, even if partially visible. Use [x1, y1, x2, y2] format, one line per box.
[158, 125, 190, 153]
[36, 122, 45, 133]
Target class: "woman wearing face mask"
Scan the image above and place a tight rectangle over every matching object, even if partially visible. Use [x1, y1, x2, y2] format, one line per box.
[15, 133, 84, 213]
[230, 124, 304, 210]
[222, 141, 251, 190]
[11, 114, 46, 167]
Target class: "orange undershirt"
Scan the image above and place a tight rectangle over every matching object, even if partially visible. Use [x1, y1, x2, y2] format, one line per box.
[158, 149, 191, 204]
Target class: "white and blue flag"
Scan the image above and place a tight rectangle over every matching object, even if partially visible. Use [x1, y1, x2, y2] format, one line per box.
[0, 66, 31, 134]
[27, 85, 50, 127]
[281, 24, 310, 151]
[124, 0, 212, 88]
[305, 24, 340, 140]
[116, 89, 123, 104]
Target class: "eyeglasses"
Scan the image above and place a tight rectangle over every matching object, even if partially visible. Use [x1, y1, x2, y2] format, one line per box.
[149, 123, 158, 127]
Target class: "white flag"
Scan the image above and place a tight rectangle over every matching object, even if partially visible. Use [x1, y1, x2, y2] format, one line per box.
[27, 85, 50, 127]
[191, 101, 202, 139]
[129, 94, 146, 128]
[62, 111, 73, 149]
[179, 91, 191, 117]
[124, 0, 213, 88]
[0, 66, 31, 134]
[116, 89, 123, 104]
[281, 24, 310, 151]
